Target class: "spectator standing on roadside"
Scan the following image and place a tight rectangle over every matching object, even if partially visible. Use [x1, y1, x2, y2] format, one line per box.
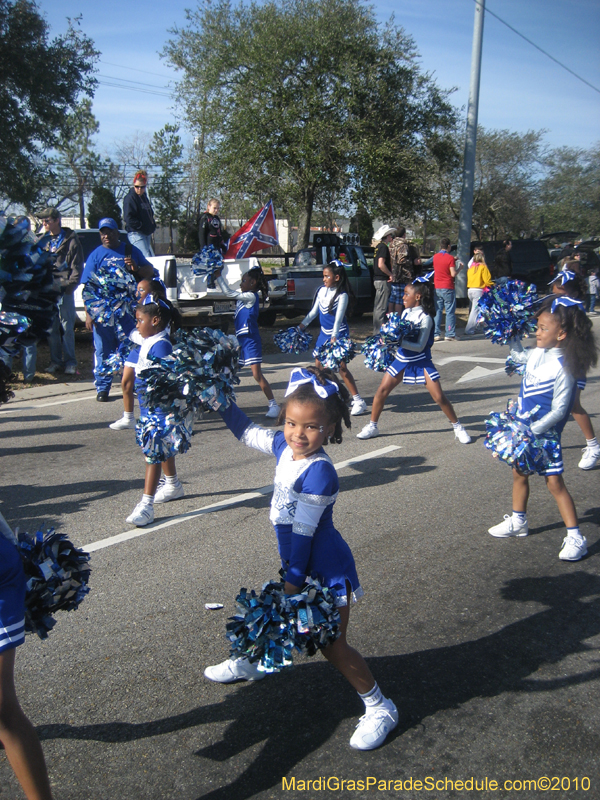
[387, 226, 421, 313]
[38, 207, 84, 376]
[464, 248, 493, 335]
[81, 219, 155, 402]
[587, 268, 598, 314]
[492, 239, 513, 282]
[371, 224, 396, 334]
[123, 171, 156, 258]
[198, 198, 230, 254]
[433, 237, 462, 342]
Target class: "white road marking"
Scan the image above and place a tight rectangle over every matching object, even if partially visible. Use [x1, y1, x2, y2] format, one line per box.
[456, 366, 507, 383]
[83, 444, 401, 553]
[436, 355, 506, 366]
[0, 392, 122, 415]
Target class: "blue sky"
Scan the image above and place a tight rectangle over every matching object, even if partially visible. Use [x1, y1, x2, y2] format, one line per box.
[38, 0, 600, 156]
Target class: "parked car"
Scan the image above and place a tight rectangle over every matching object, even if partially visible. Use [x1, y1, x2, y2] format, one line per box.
[72, 229, 285, 328]
[267, 233, 374, 321]
[470, 239, 553, 287]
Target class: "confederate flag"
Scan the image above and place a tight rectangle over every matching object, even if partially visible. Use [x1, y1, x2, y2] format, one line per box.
[224, 200, 279, 259]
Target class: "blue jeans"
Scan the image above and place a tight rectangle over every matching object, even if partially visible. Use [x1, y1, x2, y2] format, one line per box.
[93, 324, 119, 393]
[1, 343, 37, 380]
[48, 293, 77, 369]
[590, 294, 597, 313]
[435, 288, 456, 338]
[127, 231, 154, 257]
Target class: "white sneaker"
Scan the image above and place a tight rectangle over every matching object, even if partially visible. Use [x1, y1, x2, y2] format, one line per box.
[203, 657, 266, 683]
[126, 501, 154, 527]
[559, 535, 587, 561]
[357, 422, 379, 440]
[109, 416, 136, 431]
[154, 478, 184, 504]
[578, 446, 600, 470]
[454, 425, 472, 444]
[64, 364, 77, 375]
[265, 403, 280, 419]
[350, 398, 368, 416]
[488, 514, 528, 538]
[349, 701, 399, 750]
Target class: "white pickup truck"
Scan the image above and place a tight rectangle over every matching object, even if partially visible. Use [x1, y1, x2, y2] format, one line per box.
[72, 229, 286, 330]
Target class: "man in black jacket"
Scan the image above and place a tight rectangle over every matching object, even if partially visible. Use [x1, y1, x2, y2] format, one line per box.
[123, 170, 156, 257]
[38, 207, 84, 375]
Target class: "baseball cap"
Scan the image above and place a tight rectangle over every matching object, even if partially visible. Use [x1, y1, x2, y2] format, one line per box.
[38, 207, 60, 221]
[98, 218, 118, 230]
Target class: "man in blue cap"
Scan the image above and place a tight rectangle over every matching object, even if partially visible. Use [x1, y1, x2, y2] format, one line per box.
[81, 219, 155, 401]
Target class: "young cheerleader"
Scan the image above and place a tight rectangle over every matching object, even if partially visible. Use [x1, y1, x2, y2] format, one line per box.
[488, 296, 598, 560]
[109, 278, 167, 431]
[0, 514, 54, 800]
[357, 278, 472, 443]
[126, 294, 184, 526]
[549, 270, 600, 470]
[298, 260, 368, 416]
[215, 266, 280, 418]
[204, 366, 398, 750]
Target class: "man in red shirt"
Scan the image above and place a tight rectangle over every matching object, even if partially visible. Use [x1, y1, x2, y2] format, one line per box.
[433, 237, 462, 341]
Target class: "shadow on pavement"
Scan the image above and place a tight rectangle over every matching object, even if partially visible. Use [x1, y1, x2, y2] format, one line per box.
[37, 571, 600, 799]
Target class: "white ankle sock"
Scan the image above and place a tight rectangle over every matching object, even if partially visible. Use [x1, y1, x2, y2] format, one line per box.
[165, 475, 179, 485]
[512, 511, 527, 525]
[124, 411, 134, 420]
[567, 526, 582, 542]
[452, 421, 462, 430]
[142, 494, 154, 506]
[268, 399, 278, 407]
[586, 438, 599, 450]
[359, 682, 384, 710]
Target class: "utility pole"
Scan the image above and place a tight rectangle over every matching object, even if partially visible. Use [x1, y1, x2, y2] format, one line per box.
[456, 0, 485, 299]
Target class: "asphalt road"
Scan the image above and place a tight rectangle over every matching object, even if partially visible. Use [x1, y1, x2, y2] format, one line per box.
[1, 322, 599, 800]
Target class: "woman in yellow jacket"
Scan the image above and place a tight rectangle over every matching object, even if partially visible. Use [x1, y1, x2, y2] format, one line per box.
[465, 249, 493, 334]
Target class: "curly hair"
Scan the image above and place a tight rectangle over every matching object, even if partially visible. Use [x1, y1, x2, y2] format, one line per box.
[277, 366, 351, 444]
[537, 296, 598, 377]
[245, 266, 269, 301]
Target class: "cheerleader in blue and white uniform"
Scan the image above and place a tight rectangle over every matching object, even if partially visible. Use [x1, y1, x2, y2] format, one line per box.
[488, 296, 598, 561]
[298, 260, 367, 416]
[357, 276, 471, 443]
[126, 294, 185, 527]
[0, 514, 54, 800]
[216, 266, 280, 418]
[204, 367, 398, 751]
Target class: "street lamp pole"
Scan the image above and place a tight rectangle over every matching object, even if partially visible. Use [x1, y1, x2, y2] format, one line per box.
[456, 0, 485, 298]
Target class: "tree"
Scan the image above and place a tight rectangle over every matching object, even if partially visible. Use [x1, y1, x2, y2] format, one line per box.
[538, 144, 600, 237]
[87, 186, 122, 228]
[149, 124, 184, 253]
[164, 0, 455, 248]
[349, 205, 374, 245]
[43, 99, 110, 226]
[0, 0, 98, 206]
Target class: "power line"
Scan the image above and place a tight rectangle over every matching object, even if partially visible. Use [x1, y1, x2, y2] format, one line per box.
[479, 0, 600, 95]
[96, 80, 172, 98]
[97, 73, 171, 91]
[99, 60, 175, 80]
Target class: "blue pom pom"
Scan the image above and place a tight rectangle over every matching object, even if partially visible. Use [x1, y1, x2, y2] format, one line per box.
[82, 261, 137, 337]
[504, 354, 526, 376]
[484, 399, 560, 475]
[190, 245, 223, 288]
[273, 326, 313, 354]
[477, 280, 539, 345]
[361, 314, 420, 371]
[17, 528, 91, 639]
[96, 340, 133, 378]
[138, 327, 241, 418]
[226, 573, 341, 672]
[315, 336, 356, 370]
[135, 412, 193, 463]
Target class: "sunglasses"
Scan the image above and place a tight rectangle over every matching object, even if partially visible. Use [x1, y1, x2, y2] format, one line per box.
[134, 184, 146, 189]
